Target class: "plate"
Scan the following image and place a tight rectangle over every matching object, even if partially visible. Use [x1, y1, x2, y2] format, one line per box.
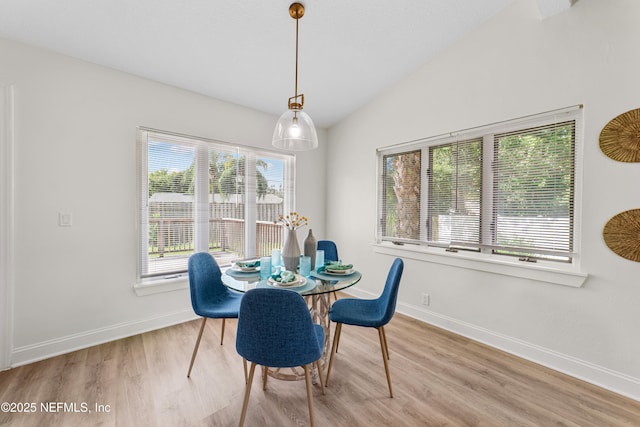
[231, 266, 259, 273]
[324, 267, 354, 275]
[268, 274, 306, 288]
[231, 263, 260, 272]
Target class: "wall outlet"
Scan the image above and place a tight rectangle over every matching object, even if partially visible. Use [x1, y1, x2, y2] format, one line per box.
[421, 293, 430, 306]
[59, 212, 73, 227]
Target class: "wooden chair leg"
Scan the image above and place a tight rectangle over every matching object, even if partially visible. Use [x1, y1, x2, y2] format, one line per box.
[315, 360, 325, 395]
[243, 358, 248, 383]
[262, 366, 269, 390]
[378, 327, 393, 398]
[325, 322, 342, 387]
[303, 365, 316, 427]
[381, 326, 390, 360]
[334, 321, 342, 353]
[239, 362, 257, 427]
[187, 317, 207, 377]
[220, 318, 226, 345]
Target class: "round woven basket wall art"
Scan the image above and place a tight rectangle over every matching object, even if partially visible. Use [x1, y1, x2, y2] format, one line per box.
[603, 209, 640, 262]
[599, 108, 640, 162]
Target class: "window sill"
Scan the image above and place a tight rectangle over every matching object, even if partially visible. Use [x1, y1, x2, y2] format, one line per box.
[372, 242, 587, 287]
[133, 274, 189, 296]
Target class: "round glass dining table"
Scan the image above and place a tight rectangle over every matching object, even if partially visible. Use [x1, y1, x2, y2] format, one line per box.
[222, 268, 362, 381]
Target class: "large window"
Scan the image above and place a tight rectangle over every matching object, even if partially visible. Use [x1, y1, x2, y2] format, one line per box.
[137, 128, 295, 281]
[377, 107, 582, 264]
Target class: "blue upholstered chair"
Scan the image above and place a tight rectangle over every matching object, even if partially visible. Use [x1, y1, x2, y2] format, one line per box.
[325, 258, 404, 397]
[236, 288, 324, 427]
[186, 252, 243, 377]
[317, 240, 339, 300]
[317, 240, 339, 263]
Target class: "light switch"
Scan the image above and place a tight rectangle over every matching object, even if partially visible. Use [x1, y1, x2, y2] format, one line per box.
[59, 212, 73, 227]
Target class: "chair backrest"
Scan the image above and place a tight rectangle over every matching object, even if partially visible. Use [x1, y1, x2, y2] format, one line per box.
[236, 288, 323, 368]
[377, 258, 404, 326]
[188, 252, 229, 314]
[317, 240, 339, 262]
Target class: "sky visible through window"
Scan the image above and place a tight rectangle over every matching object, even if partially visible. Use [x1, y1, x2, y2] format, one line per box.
[148, 140, 284, 189]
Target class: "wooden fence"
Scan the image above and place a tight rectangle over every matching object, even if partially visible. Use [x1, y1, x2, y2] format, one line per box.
[149, 218, 283, 258]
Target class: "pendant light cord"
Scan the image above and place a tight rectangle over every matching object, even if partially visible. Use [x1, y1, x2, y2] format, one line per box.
[294, 15, 299, 98]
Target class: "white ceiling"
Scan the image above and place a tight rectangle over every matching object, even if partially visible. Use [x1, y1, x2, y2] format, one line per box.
[0, 0, 572, 128]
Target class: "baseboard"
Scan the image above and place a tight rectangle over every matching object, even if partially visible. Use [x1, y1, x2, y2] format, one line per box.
[10, 309, 197, 368]
[344, 287, 640, 402]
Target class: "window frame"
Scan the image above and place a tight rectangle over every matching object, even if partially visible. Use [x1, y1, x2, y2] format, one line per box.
[375, 106, 586, 287]
[135, 127, 295, 295]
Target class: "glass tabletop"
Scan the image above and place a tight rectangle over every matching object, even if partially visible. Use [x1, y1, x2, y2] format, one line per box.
[222, 268, 362, 296]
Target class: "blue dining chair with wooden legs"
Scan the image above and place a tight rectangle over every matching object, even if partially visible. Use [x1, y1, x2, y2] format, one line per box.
[236, 288, 325, 427]
[317, 240, 339, 300]
[187, 252, 243, 378]
[325, 258, 404, 397]
[317, 240, 339, 263]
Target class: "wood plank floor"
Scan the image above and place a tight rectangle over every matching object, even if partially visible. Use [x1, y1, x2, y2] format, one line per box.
[1, 306, 639, 426]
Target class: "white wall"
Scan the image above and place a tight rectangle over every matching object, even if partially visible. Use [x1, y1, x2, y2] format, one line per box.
[327, 0, 640, 400]
[0, 37, 327, 365]
[2, 0, 639, 402]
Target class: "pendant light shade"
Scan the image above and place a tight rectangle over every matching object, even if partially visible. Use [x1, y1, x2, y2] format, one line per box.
[273, 109, 318, 151]
[272, 3, 318, 151]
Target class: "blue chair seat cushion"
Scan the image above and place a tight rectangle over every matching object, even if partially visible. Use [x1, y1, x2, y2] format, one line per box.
[194, 290, 243, 318]
[329, 298, 385, 328]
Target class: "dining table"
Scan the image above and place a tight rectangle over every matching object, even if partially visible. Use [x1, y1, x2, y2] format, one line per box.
[222, 264, 362, 381]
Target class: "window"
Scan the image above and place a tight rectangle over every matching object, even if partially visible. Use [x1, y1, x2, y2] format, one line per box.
[377, 106, 582, 264]
[137, 128, 295, 282]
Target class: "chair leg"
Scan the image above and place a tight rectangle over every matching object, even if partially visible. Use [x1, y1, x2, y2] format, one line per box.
[325, 322, 342, 387]
[262, 366, 269, 390]
[239, 362, 257, 427]
[378, 327, 393, 398]
[187, 317, 207, 377]
[334, 321, 342, 353]
[381, 326, 390, 360]
[220, 318, 226, 345]
[303, 365, 316, 427]
[243, 358, 248, 384]
[315, 360, 325, 395]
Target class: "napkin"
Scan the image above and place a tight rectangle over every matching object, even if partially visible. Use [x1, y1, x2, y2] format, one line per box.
[236, 260, 260, 268]
[271, 270, 296, 283]
[325, 261, 353, 271]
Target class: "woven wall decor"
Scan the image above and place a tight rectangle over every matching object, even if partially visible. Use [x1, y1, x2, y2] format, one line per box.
[603, 209, 640, 262]
[599, 108, 640, 162]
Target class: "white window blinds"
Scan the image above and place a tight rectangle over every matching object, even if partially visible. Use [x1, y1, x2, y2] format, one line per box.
[428, 138, 482, 248]
[492, 121, 575, 260]
[137, 128, 294, 281]
[377, 106, 582, 263]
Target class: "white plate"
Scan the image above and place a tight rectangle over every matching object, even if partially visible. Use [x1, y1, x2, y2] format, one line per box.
[324, 267, 354, 275]
[268, 274, 306, 288]
[232, 264, 260, 273]
[229, 265, 260, 273]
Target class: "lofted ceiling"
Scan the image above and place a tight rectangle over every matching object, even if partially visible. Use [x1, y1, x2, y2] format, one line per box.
[0, 0, 573, 128]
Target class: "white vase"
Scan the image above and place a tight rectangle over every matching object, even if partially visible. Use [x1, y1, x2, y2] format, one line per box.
[282, 228, 301, 272]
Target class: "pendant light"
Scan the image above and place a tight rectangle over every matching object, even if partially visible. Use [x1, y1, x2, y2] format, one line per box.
[272, 2, 318, 151]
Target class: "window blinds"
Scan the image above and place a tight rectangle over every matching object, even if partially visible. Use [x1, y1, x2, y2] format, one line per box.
[376, 105, 581, 263]
[492, 121, 575, 259]
[137, 128, 294, 280]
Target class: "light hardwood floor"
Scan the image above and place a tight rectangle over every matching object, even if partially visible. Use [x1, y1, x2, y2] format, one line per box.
[1, 305, 639, 426]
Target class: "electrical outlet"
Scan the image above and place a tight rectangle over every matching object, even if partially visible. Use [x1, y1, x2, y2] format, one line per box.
[59, 212, 73, 227]
[421, 293, 430, 306]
